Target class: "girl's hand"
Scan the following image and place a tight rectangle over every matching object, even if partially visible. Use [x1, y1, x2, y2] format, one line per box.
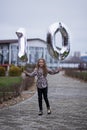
[23, 71, 29, 76]
[21, 72, 26, 79]
[23, 71, 26, 74]
[23, 70, 26, 74]
[57, 67, 62, 72]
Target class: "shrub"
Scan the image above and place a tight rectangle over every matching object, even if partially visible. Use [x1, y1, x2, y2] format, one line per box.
[0, 66, 5, 76]
[9, 66, 21, 76]
[0, 75, 35, 103]
[23, 76, 35, 90]
[65, 69, 87, 82]
[0, 77, 22, 103]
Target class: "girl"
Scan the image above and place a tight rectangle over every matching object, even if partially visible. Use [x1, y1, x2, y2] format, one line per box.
[24, 58, 61, 116]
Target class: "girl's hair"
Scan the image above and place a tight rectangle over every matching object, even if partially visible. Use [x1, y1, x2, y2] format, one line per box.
[36, 58, 48, 76]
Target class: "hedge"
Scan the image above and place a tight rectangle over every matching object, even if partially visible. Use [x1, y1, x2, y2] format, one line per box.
[9, 66, 21, 76]
[0, 66, 5, 76]
[65, 69, 87, 82]
[0, 77, 22, 103]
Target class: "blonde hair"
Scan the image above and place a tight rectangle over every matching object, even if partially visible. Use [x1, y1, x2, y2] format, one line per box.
[36, 58, 48, 76]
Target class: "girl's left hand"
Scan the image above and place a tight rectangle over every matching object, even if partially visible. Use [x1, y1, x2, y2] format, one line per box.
[57, 67, 62, 72]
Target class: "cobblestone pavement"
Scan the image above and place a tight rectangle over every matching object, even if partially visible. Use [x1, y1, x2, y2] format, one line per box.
[0, 72, 87, 130]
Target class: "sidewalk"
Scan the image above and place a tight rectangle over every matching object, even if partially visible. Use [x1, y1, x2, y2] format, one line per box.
[0, 72, 87, 130]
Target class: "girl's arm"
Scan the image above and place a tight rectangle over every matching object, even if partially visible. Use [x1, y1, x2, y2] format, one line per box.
[24, 68, 37, 77]
[47, 68, 62, 75]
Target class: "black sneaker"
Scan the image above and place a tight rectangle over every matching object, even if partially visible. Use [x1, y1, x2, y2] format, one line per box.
[38, 111, 43, 116]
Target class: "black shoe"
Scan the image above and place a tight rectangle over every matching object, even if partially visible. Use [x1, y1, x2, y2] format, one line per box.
[38, 111, 43, 116]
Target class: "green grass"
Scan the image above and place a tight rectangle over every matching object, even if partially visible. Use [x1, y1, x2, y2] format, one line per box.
[0, 76, 35, 102]
[0, 77, 22, 88]
[0, 77, 22, 99]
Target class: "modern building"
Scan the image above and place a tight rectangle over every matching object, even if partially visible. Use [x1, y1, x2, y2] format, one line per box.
[0, 38, 59, 70]
[81, 53, 87, 62]
[80, 53, 87, 69]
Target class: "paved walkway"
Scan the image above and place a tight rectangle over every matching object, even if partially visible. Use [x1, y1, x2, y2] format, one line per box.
[0, 72, 87, 130]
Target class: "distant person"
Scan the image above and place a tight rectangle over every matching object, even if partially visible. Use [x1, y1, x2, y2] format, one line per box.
[24, 58, 61, 116]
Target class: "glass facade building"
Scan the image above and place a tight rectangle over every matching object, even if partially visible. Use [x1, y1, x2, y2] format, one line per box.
[0, 39, 59, 68]
[0, 44, 9, 64]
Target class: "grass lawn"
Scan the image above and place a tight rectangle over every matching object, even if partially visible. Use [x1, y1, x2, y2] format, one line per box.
[0, 77, 22, 97]
[0, 77, 22, 88]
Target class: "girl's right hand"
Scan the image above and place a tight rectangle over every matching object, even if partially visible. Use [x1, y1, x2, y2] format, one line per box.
[23, 71, 28, 75]
[24, 70, 26, 73]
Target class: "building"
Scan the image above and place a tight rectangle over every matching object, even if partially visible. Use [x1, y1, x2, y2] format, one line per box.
[0, 38, 59, 70]
[80, 53, 87, 69]
[81, 53, 87, 62]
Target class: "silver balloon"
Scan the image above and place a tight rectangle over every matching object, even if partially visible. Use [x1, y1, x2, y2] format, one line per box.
[47, 22, 70, 60]
[16, 28, 28, 62]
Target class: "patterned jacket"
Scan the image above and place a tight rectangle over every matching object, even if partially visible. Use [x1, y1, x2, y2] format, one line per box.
[27, 68, 59, 89]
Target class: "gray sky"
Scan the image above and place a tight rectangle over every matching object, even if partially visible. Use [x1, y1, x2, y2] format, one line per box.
[0, 0, 87, 54]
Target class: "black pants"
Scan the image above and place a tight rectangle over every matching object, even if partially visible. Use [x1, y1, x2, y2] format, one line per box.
[37, 87, 50, 111]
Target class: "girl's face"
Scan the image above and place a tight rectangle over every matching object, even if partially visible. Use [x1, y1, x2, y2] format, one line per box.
[38, 59, 45, 67]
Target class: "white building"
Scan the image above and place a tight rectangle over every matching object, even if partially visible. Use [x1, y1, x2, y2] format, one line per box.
[0, 38, 59, 69]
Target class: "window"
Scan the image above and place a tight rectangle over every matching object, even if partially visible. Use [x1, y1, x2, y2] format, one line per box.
[1, 45, 9, 64]
[29, 47, 44, 63]
[11, 45, 18, 65]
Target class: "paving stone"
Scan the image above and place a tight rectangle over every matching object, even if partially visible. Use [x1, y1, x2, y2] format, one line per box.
[0, 72, 87, 130]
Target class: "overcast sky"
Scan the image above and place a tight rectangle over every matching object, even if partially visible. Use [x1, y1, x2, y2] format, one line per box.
[0, 0, 87, 54]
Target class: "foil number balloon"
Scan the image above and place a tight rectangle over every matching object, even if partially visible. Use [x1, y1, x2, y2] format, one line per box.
[47, 22, 70, 60]
[16, 28, 28, 62]
[16, 22, 70, 62]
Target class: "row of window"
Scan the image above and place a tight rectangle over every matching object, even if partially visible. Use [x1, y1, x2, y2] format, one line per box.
[0, 44, 58, 66]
